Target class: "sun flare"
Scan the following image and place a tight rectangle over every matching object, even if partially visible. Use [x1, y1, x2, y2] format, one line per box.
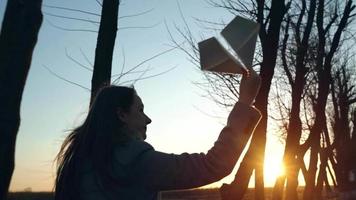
[264, 157, 286, 186]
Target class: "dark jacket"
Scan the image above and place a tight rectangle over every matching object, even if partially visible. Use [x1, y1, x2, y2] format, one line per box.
[79, 102, 261, 200]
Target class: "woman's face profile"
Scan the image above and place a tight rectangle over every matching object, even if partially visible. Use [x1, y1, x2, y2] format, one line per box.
[118, 94, 152, 140]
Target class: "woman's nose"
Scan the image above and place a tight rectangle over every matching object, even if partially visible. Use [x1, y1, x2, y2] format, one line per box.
[146, 115, 152, 125]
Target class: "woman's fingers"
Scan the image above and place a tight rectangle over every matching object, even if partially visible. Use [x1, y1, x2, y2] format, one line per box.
[239, 69, 261, 105]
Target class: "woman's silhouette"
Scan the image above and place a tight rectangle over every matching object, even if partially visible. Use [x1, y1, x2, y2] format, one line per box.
[54, 69, 261, 200]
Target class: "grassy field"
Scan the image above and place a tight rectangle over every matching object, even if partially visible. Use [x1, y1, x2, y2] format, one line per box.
[7, 188, 342, 200]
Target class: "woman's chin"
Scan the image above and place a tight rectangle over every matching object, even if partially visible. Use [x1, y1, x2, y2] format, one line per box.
[141, 133, 147, 141]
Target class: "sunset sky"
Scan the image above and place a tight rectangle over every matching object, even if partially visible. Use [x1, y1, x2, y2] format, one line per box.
[1, 0, 293, 192]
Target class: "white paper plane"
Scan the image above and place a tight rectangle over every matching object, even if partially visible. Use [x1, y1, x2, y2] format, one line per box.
[199, 15, 260, 74]
[198, 37, 248, 74]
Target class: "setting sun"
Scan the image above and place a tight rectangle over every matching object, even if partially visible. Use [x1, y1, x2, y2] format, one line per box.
[264, 157, 286, 185]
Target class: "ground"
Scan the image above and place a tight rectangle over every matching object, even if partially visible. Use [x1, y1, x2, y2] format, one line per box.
[7, 187, 351, 200]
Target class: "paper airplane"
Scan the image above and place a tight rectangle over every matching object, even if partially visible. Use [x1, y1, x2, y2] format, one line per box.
[199, 15, 260, 74]
[198, 37, 248, 74]
[221, 16, 260, 69]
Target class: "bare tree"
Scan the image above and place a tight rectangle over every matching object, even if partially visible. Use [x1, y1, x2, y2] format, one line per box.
[216, 1, 289, 199]
[90, 0, 120, 104]
[303, 1, 355, 199]
[271, 1, 317, 199]
[172, 1, 356, 199]
[44, 1, 175, 103]
[268, 1, 356, 199]
[329, 59, 356, 193]
[43, 0, 120, 104]
[0, 0, 43, 199]
[169, 1, 288, 199]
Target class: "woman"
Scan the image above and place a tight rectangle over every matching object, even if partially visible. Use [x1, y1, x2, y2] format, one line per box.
[54, 70, 261, 200]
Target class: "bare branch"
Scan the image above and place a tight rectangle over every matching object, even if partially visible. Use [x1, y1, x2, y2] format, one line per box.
[43, 4, 101, 16]
[206, 0, 254, 17]
[65, 48, 93, 72]
[45, 19, 98, 33]
[302, 94, 313, 132]
[324, 7, 338, 33]
[131, 65, 152, 85]
[43, 65, 90, 91]
[325, 0, 355, 69]
[349, 98, 356, 105]
[176, 0, 196, 54]
[119, 8, 154, 19]
[193, 17, 226, 31]
[112, 69, 152, 77]
[118, 22, 160, 31]
[112, 46, 178, 83]
[165, 20, 199, 66]
[193, 17, 226, 27]
[79, 48, 93, 67]
[95, 0, 102, 7]
[43, 12, 100, 24]
[120, 48, 127, 73]
[120, 65, 177, 85]
[281, 16, 294, 86]
[295, 0, 306, 46]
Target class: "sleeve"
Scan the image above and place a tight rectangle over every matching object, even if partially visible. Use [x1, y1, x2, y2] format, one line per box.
[112, 102, 261, 191]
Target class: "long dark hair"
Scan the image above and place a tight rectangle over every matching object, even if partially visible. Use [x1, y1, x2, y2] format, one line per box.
[54, 86, 136, 200]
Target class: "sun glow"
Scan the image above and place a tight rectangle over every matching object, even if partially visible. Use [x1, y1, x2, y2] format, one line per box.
[264, 158, 286, 186]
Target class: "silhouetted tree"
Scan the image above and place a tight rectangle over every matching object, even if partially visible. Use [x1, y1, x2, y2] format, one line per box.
[303, 1, 355, 199]
[0, 0, 43, 199]
[90, 0, 120, 104]
[329, 60, 356, 193]
[44, 1, 173, 103]
[272, 1, 316, 199]
[217, 1, 289, 199]
[170, 0, 288, 199]
[269, 1, 355, 198]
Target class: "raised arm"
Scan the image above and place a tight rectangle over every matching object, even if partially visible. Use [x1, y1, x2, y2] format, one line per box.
[111, 70, 261, 191]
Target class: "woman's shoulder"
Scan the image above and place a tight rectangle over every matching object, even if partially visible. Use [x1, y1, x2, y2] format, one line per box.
[112, 140, 154, 165]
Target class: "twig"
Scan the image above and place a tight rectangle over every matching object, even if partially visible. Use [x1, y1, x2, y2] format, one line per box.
[95, 0, 102, 7]
[65, 48, 93, 72]
[43, 65, 90, 91]
[119, 8, 154, 19]
[118, 22, 160, 31]
[79, 48, 93, 67]
[112, 46, 179, 83]
[43, 12, 100, 24]
[43, 5, 100, 16]
[119, 65, 177, 85]
[45, 19, 98, 33]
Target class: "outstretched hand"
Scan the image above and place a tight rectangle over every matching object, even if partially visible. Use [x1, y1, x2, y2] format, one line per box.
[239, 68, 261, 105]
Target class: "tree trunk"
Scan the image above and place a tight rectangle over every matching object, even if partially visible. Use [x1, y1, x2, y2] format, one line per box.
[220, 1, 287, 200]
[0, 0, 43, 199]
[90, 0, 120, 104]
[315, 147, 328, 199]
[303, 120, 322, 200]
